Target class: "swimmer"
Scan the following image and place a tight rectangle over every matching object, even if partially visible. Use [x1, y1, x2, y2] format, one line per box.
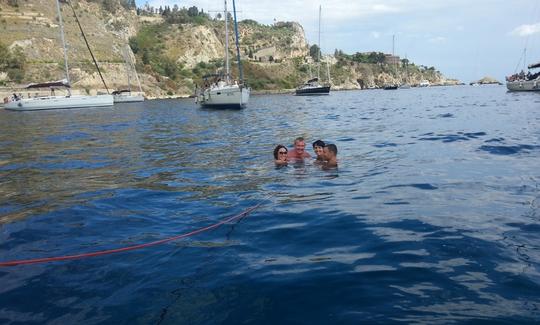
[273, 145, 288, 165]
[322, 143, 338, 169]
[287, 137, 311, 161]
[312, 139, 326, 163]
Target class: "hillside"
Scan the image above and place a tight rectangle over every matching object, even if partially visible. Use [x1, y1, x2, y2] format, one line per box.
[0, 0, 457, 98]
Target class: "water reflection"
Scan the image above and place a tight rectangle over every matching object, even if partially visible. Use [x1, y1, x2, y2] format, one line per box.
[1, 87, 540, 323]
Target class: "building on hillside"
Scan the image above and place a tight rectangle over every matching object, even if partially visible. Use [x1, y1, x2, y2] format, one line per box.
[384, 54, 400, 65]
[253, 46, 277, 62]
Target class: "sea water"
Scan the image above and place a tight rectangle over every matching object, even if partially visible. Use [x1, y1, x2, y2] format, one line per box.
[0, 85, 539, 323]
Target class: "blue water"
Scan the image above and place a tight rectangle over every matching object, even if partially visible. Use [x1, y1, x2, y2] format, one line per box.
[1, 85, 540, 323]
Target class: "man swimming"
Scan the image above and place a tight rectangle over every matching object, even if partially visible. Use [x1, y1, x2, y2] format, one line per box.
[287, 137, 312, 161]
[322, 143, 338, 168]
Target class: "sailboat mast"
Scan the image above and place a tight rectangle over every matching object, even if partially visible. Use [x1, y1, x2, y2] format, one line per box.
[224, 0, 230, 81]
[317, 5, 321, 81]
[125, 62, 131, 91]
[232, 0, 244, 83]
[55, 0, 70, 88]
[326, 59, 331, 84]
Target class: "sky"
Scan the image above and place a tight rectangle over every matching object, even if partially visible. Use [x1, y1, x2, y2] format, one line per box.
[136, 0, 540, 83]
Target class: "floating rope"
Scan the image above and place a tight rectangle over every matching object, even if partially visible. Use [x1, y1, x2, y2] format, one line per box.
[0, 202, 263, 267]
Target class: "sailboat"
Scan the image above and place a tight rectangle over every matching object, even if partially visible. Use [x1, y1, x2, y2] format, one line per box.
[296, 5, 331, 96]
[384, 35, 399, 90]
[113, 45, 145, 103]
[506, 61, 540, 91]
[4, 0, 113, 111]
[506, 48, 540, 91]
[196, 0, 250, 109]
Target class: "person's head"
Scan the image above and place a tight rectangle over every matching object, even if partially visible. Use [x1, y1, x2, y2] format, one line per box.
[293, 137, 306, 154]
[274, 145, 288, 160]
[312, 140, 325, 157]
[323, 143, 338, 160]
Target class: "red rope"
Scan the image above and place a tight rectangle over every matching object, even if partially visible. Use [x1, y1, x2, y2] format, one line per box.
[0, 202, 263, 267]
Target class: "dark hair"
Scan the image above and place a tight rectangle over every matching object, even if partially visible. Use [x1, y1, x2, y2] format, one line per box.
[273, 144, 287, 159]
[312, 140, 325, 148]
[325, 143, 337, 155]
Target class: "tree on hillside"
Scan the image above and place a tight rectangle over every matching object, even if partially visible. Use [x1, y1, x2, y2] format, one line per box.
[0, 42, 26, 83]
[187, 6, 199, 17]
[310, 45, 320, 62]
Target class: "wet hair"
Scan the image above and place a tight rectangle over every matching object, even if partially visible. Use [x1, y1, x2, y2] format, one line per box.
[294, 136, 305, 144]
[273, 144, 288, 159]
[312, 140, 325, 148]
[325, 143, 338, 156]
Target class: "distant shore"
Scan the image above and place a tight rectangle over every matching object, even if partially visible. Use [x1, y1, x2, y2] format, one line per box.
[1, 83, 495, 104]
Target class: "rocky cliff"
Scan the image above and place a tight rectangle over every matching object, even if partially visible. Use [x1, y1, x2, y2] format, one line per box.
[0, 0, 455, 98]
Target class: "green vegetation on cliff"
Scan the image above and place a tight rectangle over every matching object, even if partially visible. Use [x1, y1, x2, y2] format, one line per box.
[0, 41, 25, 85]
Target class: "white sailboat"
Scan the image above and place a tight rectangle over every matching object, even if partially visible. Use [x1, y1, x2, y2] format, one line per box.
[4, 0, 113, 111]
[506, 61, 540, 91]
[196, 0, 250, 108]
[113, 45, 145, 103]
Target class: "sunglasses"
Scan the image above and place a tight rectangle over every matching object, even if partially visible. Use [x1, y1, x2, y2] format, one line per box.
[278, 151, 287, 154]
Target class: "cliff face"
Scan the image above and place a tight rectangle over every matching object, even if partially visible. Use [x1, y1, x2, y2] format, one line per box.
[0, 1, 453, 98]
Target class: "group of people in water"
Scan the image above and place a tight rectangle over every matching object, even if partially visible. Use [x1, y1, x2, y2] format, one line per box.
[273, 137, 338, 169]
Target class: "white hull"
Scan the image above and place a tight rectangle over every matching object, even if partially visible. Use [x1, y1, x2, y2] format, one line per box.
[4, 94, 113, 111]
[198, 84, 250, 108]
[506, 79, 540, 91]
[113, 94, 145, 103]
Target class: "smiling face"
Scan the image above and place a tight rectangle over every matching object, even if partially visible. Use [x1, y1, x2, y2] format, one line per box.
[277, 148, 288, 161]
[313, 145, 324, 157]
[294, 140, 306, 154]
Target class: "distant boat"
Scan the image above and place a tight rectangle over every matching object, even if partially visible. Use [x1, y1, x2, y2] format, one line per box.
[383, 84, 398, 90]
[113, 45, 145, 103]
[384, 35, 399, 90]
[419, 80, 430, 87]
[296, 5, 331, 96]
[4, 0, 113, 111]
[196, 0, 250, 108]
[4, 79, 112, 111]
[506, 61, 540, 91]
[296, 77, 331, 95]
[112, 89, 144, 103]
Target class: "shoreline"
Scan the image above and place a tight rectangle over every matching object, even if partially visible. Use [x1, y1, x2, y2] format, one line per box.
[1, 83, 476, 103]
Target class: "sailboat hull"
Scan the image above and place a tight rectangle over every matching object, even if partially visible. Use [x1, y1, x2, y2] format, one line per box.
[295, 85, 330, 96]
[113, 93, 145, 103]
[198, 85, 250, 109]
[506, 79, 540, 91]
[4, 95, 114, 111]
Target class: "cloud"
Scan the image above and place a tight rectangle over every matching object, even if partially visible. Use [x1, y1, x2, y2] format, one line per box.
[510, 22, 540, 37]
[428, 36, 446, 43]
[370, 31, 381, 39]
[371, 4, 401, 13]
